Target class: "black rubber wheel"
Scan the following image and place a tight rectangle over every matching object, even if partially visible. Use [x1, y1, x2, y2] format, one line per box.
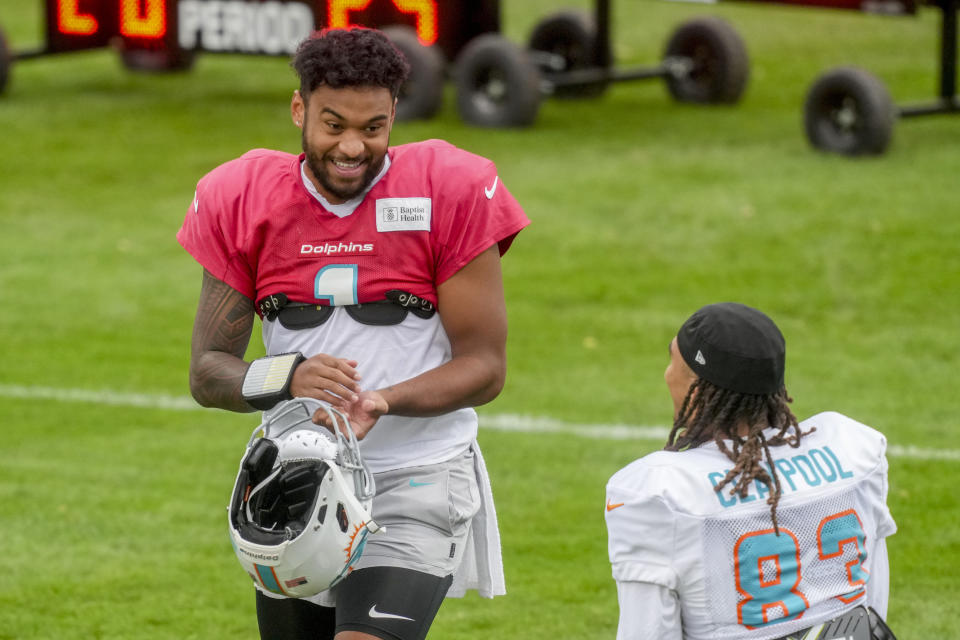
[454, 34, 542, 128]
[528, 10, 608, 98]
[120, 48, 196, 72]
[663, 16, 748, 104]
[382, 25, 445, 121]
[0, 27, 10, 95]
[804, 67, 895, 155]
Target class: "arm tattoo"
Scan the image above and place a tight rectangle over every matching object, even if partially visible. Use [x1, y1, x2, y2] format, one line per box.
[189, 270, 256, 412]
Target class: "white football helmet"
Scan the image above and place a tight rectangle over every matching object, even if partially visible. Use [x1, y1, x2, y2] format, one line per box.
[227, 399, 382, 598]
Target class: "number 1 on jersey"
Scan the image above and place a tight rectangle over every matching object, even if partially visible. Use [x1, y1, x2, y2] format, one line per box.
[314, 265, 358, 305]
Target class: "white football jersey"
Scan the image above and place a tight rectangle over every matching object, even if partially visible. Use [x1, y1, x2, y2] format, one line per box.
[605, 412, 896, 640]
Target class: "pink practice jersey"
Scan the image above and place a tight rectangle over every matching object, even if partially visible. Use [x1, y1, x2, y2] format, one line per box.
[178, 139, 526, 307]
[178, 139, 529, 472]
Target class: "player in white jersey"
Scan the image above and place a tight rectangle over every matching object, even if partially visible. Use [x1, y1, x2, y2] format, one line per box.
[605, 303, 897, 640]
[178, 28, 529, 640]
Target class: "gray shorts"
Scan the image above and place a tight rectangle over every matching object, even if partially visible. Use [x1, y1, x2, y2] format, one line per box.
[354, 450, 481, 577]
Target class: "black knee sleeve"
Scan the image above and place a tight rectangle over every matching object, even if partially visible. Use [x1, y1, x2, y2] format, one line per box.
[335, 567, 453, 640]
[255, 590, 336, 640]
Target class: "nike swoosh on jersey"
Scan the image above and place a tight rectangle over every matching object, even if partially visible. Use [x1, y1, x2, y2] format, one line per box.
[606, 500, 625, 512]
[484, 176, 499, 199]
[409, 479, 435, 487]
[368, 604, 415, 621]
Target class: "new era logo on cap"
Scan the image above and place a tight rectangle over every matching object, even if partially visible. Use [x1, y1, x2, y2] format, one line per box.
[676, 302, 786, 395]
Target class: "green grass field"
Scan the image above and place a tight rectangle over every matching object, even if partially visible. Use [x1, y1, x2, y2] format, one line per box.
[1, 1, 959, 638]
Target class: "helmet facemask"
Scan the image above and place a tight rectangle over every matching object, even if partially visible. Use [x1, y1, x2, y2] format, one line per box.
[228, 400, 382, 597]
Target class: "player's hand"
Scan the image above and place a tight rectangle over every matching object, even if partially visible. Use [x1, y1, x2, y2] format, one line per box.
[290, 354, 362, 405]
[313, 390, 388, 440]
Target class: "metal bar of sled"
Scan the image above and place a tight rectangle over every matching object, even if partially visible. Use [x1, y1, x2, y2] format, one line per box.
[12, 48, 53, 61]
[609, 66, 673, 81]
[938, 0, 958, 99]
[898, 97, 960, 117]
[544, 64, 670, 89]
[595, 0, 613, 68]
[890, 0, 958, 119]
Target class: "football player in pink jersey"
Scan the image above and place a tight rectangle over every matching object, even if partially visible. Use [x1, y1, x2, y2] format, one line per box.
[179, 28, 529, 640]
[605, 303, 897, 640]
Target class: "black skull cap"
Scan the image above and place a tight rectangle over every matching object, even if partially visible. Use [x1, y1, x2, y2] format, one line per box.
[676, 302, 785, 395]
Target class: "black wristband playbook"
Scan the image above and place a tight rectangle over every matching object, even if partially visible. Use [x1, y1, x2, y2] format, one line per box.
[241, 352, 306, 411]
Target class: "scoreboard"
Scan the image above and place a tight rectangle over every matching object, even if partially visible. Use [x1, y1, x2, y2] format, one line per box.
[43, 0, 499, 61]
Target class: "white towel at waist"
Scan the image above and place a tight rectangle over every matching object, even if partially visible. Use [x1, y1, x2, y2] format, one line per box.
[447, 439, 506, 598]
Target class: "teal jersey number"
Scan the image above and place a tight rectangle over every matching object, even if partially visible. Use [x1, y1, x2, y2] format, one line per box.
[733, 509, 869, 629]
[314, 265, 358, 306]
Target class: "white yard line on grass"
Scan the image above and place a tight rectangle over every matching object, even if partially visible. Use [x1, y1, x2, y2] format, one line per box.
[0, 383, 198, 411]
[1, 383, 956, 461]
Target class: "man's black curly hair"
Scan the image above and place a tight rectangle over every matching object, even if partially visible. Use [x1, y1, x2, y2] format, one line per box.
[291, 28, 410, 99]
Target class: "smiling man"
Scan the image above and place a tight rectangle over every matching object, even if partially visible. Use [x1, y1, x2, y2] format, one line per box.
[177, 28, 529, 640]
[296, 84, 390, 202]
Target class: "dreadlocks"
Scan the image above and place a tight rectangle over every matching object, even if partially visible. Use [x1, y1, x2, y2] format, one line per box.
[665, 378, 811, 533]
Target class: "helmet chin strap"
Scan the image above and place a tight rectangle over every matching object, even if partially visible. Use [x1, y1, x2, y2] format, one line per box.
[245, 466, 283, 524]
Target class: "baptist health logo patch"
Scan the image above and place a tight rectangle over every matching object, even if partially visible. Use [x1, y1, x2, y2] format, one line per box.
[376, 198, 431, 232]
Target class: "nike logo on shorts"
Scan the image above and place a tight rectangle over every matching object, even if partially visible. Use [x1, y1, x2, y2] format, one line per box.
[409, 479, 435, 487]
[484, 176, 499, 199]
[606, 500, 625, 512]
[368, 604, 415, 621]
